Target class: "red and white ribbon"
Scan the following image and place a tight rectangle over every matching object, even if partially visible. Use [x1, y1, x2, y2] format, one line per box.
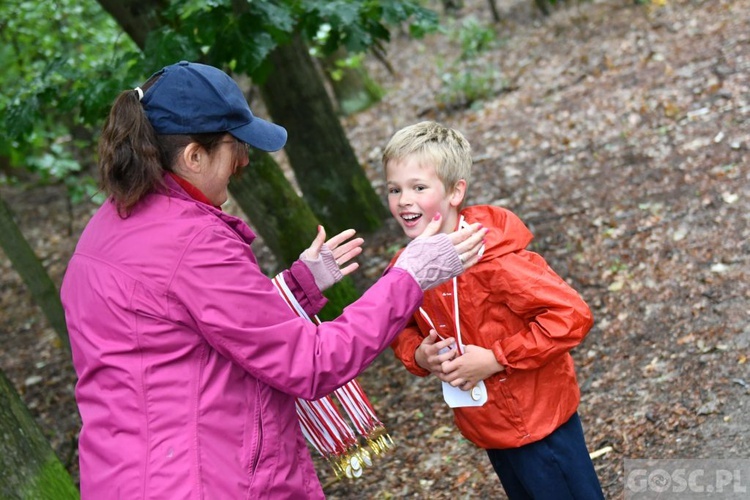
[272, 273, 394, 479]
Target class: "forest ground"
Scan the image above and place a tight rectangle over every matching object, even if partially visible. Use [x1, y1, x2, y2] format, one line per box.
[0, 0, 748, 498]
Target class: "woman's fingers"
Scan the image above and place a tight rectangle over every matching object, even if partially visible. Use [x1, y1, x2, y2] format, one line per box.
[323, 228, 364, 273]
[339, 262, 360, 277]
[415, 213, 443, 240]
[450, 223, 488, 268]
[448, 222, 482, 246]
[326, 228, 356, 248]
[332, 238, 364, 265]
[305, 225, 327, 260]
[326, 229, 363, 260]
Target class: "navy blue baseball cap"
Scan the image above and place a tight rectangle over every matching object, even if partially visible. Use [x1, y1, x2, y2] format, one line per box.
[141, 61, 287, 152]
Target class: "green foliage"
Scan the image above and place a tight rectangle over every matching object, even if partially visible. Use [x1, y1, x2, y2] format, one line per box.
[330, 53, 367, 82]
[1, 0, 440, 200]
[0, 0, 144, 200]
[301, 1, 436, 116]
[437, 62, 504, 110]
[454, 16, 497, 59]
[0, 0, 142, 132]
[296, 0, 438, 56]
[436, 17, 505, 108]
[158, 0, 295, 75]
[145, 0, 440, 82]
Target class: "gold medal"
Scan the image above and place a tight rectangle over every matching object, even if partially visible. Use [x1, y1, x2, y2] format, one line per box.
[350, 455, 363, 477]
[359, 448, 373, 467]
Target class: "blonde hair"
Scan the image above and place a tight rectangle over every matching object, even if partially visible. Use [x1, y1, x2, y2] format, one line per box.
[382, 121, 472, 192]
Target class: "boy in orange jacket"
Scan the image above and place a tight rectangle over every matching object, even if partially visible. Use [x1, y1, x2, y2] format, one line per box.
[384, 121, 604, 499]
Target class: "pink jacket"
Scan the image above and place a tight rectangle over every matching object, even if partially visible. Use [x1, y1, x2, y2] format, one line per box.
[61, 176, 422, 499]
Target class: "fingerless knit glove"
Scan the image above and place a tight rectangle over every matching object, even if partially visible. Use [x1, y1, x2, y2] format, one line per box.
[393, 233, 463, 290]
[299, 245, 342, 291]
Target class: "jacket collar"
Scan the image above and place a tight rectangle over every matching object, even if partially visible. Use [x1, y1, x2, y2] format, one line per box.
[162, 173, 257, 245]
[167, 172, 216, 208]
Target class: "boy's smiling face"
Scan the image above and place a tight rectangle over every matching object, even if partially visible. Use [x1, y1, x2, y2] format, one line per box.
[385, 155, 465, 239]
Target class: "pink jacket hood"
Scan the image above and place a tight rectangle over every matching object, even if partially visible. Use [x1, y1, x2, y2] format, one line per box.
[61, 177, 423, 498]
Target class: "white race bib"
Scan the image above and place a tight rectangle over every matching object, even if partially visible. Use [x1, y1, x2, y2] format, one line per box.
[442, 380, 488, 408]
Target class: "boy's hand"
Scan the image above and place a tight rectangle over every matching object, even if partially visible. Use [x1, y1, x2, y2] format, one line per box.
[440, 344, 505, 389]
[415, 330, 456, 373]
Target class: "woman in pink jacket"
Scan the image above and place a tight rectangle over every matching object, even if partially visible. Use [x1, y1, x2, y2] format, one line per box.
[60, 61, 487, 499]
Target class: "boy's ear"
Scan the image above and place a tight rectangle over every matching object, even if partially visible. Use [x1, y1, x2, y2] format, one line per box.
[449, 179, 467, 207]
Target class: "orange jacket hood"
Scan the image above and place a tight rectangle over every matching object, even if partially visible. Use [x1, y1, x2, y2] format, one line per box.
[462, 204, 533, 260]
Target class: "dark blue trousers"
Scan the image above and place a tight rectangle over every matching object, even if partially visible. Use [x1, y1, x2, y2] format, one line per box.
[486, 413, 604, 500]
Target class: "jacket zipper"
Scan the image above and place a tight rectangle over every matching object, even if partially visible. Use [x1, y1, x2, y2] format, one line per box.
[248, 383, 263, 475]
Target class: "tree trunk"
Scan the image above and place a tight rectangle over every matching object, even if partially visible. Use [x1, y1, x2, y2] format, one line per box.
[260, 34, 389, 235]
[535, 0, 552, 16]
[0, 370, 79, 499]
[487, 0, 502, 22]
[229, 150, 361, 317]
[322, 47, 384, 116]
[229, 150, 320, 269]
[96, 0, 167, 48]
[0, 194, 69, 351]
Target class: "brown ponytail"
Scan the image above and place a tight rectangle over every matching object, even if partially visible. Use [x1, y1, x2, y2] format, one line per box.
[98, 77, 164, 217]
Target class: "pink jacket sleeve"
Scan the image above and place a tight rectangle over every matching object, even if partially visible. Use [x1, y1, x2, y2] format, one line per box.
[282, 260, 328, 315]
[170, 224, 423, 400]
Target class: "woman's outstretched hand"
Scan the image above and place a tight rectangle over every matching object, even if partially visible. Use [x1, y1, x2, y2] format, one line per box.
[394, 213, 488, 290]
[301, 226, 365, 292]
[327, 227, 364, 277]
[416, 213, 486, 271]
[304, 225, 364, 277]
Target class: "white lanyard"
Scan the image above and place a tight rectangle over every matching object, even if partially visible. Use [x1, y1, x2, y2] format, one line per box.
[417, 215, 490, 406]
[418, 275, 463, 355]
[417, 215, 481, 355]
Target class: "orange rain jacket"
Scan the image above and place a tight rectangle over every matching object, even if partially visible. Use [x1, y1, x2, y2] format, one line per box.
[390, 205, 594, 449]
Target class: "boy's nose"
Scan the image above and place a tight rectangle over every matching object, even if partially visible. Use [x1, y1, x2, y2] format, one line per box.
[398, 194, 412, 206]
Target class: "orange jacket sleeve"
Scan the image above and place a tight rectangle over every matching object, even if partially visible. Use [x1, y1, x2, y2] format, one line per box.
[485, 249, 594, 373]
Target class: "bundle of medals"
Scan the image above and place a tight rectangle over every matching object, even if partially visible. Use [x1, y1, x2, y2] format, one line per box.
[273, 273, 395, 479]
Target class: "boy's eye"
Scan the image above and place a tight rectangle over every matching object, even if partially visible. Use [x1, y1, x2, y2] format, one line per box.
[415, 185, 427, 192]
[388, 187, 400, 195]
